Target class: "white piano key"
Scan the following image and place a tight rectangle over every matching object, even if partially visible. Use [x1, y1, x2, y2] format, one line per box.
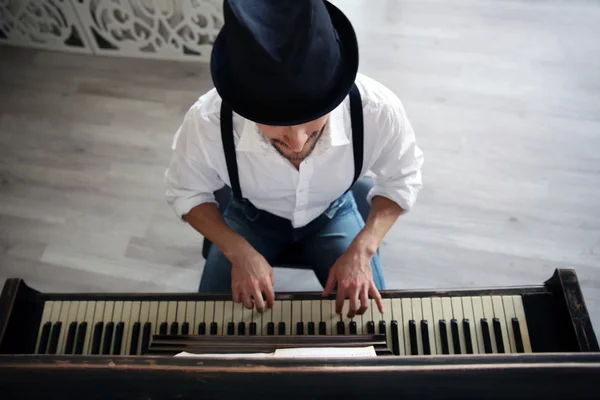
[213, 301, 224, 335]
[412, 298, 424, 355]
[391, 298, 404, 355]
[471, 297, 485, 354]
[56, 301, 72, 355]
[135, 302, 150, 355]
[292, 300, 303, 335]
[502, 296, 517, 353]
[281, 300, 292, 335]
[194, 302, 205, 334]
[451, 297, 466, 355]
[36, 301, 54, 354]
[124, 302, 140, 355]
[481, 296, 498, 353]
[99, 302, 114, 353]
[89, 301, 105, 354]
[110, 301, 124, 354]
[330, 300, 341, 334]
[147, 302, 159, 335]
[321, 300, 334, 335]
[82, 302, 97, 355]
[371, 298, 384, 336]
[302, 300, 312, 334]
[382, 298, 393, 350]
[166, 301, 178, 333]
[492, 296, 509, 353]
[241, 304, 253, 336]
[431, 298, 443, 355]
[204, 302, 215, 334]
[156, 302, 168, 335]
[262, 302, 273, 335]
[251, 307, 263, 335]
[310, 300, 321, 333]
[460, 297, 478, 354]
[59, 301, 79, 354]
[223, 301, 234, 335]
[120, 302, 132, 355]
[176, 301, 188, 335]
[341, 300, 353, 334]
[421, 298, 436, 355]
[362, 298, 374, 335]
[272, 301, 282, 334]
[401, 298, 412, 355]
[186, 301, 196, 332]
[441, 298, 455, 354]
[512, 295, 532, 353]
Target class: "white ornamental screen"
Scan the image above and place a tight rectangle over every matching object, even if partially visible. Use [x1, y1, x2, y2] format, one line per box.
[0, 0, 92, 53]
[70, 0, 223, 62]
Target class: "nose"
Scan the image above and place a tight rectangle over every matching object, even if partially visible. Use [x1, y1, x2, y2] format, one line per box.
[283, 130, 309, 152]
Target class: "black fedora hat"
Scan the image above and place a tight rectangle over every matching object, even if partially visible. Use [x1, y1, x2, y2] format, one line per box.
[210, 0, 359, 126]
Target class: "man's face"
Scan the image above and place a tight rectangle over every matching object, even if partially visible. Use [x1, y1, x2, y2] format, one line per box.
[256, 114, 329, 162]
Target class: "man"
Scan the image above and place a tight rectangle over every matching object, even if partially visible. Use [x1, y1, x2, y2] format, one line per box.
[165, 0, 424, 318]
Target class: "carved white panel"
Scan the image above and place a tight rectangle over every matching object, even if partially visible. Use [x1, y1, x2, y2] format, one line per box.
[0, 0, 92, 53]
[71, 0, 223, 62]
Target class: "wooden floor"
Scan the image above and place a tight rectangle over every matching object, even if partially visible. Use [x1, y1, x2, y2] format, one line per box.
[1, 0, 599, 333]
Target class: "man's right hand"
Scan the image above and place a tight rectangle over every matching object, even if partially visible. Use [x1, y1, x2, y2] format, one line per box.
[230, 246, 275, 313]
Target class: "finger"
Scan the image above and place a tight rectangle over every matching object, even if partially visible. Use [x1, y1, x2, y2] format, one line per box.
[253, 287, 265, 313]
[357, 287, 369, 316]
[348, 290, 359, 318]
[323, 268, 336, 297]
[242, 290, 254, 309]
[335, 284, 346, 315]
[370, 282, 384, 314]
[263, 283, 275, 309]
[270, 268, 275, 286]
[232, 290, 241, 304]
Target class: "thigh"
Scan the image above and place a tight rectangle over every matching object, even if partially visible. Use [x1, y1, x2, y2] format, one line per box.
[299, 193, 386, 290]
[198, 200, 286, 293]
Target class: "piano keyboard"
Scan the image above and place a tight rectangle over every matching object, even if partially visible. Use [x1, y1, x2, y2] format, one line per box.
[34, 295, 532, 356]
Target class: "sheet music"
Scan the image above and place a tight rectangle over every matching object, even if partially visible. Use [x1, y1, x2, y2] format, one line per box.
[174, 346, 376, 358]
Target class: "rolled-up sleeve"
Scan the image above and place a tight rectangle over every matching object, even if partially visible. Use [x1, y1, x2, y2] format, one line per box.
[165, 108, 225, 219]
[366, 101, 424, 213]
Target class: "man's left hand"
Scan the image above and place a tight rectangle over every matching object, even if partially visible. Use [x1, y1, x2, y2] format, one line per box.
[322, 242, 384, 318]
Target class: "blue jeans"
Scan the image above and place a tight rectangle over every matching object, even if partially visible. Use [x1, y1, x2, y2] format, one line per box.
[199, 191, 386, 292]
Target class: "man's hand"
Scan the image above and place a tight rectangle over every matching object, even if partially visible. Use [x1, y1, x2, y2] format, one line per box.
[230, 246, 275, 313]
[323, 242, 384, 318]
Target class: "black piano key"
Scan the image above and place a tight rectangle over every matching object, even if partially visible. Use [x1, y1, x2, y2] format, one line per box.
[65, 321, 78, 354]
[238, 322, 246, 336]
[349, 321, 357, 335]
[267, 322, 275, 336]
[210, 322, 218, 335]
[409, 320, 418, 355]
[391, 320, 400, 356]
[307, 322, 315, 335]
[91, 322, 103, 355]
[421, 320, 431, 355]
[512, 317, 525, 353]
[249, 322, 257, 336]
[102, 322, 114, 355]
[182, 322, 190, 335]
[367, 321, 375, 335]
[198, 322, 206, 335]
[296, 322, 304, 335]
[336, 321, 345, 335]
[159, 322, 168, 335]
[48, 322, 62, 355]
[141, 322, 152, 354]
[463, 319, 473, 354]
[170, 322, 179, 335]
[227, 322, 235, 335]
[318, 322, 326, 335]
[493, 318, 505, 353]
[129, 322, 141, 355]
[481, 318, 493, 354]
[379, 321, 386, 336]
[278, 322, 285, 335]
[451, 319, 461, 355]
[74, 322, 87, 355]
[439, 320, 449, 355]
[113, 322, 124, 355]
[38, 321, 52, 354]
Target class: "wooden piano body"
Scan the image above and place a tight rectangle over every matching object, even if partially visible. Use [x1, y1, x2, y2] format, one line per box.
[0, 268, 598, 399]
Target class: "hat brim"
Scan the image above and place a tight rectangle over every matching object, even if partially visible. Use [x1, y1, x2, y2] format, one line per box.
[210, 1, 359, 126]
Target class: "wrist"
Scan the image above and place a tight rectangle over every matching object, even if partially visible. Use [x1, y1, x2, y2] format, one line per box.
[220, 234, 254, 265]
[351, 232, 379, 259]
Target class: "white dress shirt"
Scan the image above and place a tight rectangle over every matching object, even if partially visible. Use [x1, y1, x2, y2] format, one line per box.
[165, 73, 424, 228]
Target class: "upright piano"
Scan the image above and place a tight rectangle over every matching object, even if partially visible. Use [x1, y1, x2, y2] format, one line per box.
[0, 268, 598, 399]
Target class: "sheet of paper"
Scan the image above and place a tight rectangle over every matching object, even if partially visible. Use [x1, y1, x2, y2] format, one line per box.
[273, 346, 377, 358]
[174, 351, 273, 358]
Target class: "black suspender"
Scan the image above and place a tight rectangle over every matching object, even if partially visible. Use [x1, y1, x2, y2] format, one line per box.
[220, 82, 364, 202]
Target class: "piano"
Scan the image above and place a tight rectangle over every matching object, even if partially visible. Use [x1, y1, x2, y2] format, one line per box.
[0, 268, 598, 399]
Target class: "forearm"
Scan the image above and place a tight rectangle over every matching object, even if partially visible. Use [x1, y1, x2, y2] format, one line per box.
[352, 195, 403, 257]
[183, 203, 252, 262]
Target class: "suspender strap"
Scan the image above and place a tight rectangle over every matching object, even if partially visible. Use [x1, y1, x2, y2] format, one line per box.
[348, 83, 364, 191]
[220, 83, 364, 201]
[220, 100, 244, 201]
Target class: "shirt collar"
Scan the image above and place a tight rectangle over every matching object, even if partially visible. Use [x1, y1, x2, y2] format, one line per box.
[236, 100, 350, 154]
